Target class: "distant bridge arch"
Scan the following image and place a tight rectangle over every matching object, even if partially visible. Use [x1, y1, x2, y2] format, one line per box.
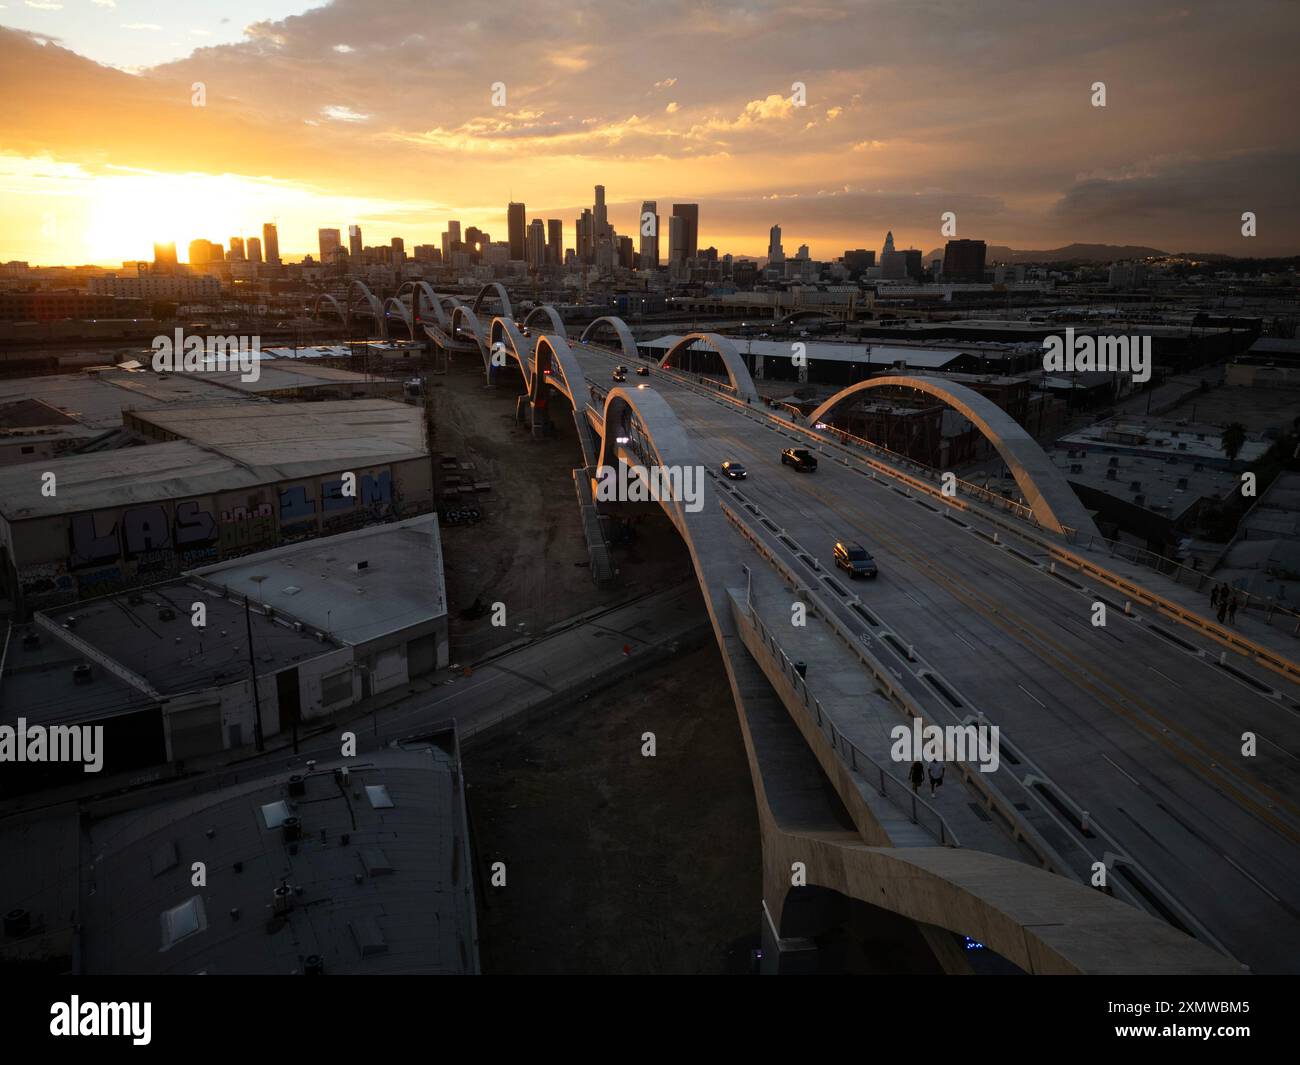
[523, 304, 567, 340]
[778, 308, 837, 326]
[397, 280, 449, 329]
[383, 297, 415, 340]
[471, 281, 512, 320]
[659, 332, 759, 403]
[450, 303, 489, 365]
[579, 316, 638, 362]
[312, 293, 347, 325]
[347, 280, 387, 339]
[807, 374, 1100, 538]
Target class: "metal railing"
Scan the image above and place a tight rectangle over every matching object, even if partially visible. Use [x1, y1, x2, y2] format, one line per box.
[741, 590, 956, 848]
[1076, 532, 1300, 636]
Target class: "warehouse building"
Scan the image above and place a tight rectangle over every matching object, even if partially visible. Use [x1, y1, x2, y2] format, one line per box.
[0, 400, 433, 614]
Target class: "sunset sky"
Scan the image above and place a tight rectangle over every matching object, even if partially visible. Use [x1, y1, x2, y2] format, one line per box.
[2, 0, 1297, 266]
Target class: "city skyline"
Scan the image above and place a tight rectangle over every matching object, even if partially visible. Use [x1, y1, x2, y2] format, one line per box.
[3, 1, 1299, 266]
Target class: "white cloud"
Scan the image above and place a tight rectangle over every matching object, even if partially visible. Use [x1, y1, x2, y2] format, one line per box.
[333, 44, 354, 53]
[121, 22, 162, 31]
[91, 0, 115, 8]
[321, 105, 370, 123]
[25, 1, 64, 9]
[654, 77, 678, 89]
[665, 101, 679, 114]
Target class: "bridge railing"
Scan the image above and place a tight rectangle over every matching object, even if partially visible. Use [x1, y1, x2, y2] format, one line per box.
[1076, 532, 1300, 636]
[740, 577, 956, 848]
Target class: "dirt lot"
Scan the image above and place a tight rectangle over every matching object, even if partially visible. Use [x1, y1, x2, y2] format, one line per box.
[464, 642, 762, 974]
[432, 359, 694, 662]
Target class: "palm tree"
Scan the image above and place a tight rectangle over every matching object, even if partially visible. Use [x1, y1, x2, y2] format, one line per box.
[1221, 422, 1247, 464]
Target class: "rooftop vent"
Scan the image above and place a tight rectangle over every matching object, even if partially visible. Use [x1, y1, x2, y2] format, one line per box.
[288, 774, 306, 797]
[351, 560, 369, 572]
[282, 816, 302, 843]
[1106, 468, 1117, 480]
[160, 896, 207, 951]
[158, 607, 176, 622]
[1070, 463, 1083, 474]
[72, 663, 92, 685]
[21, 632, 39, 650]
[1177, 477, 1189, 490]
[1107, 456, 1119, 467]
[1130, 481, 1141, 491]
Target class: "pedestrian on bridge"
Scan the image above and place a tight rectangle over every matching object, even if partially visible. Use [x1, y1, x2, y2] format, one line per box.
[928, 760, 945, 796]
[1210, 585, 1222, 610]
[1228, 595, 1240, 625]
[1217, 597, 1228, 624]
[908, 760, 924, 793]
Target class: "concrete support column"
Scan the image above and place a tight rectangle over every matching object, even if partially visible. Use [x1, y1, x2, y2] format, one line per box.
[760, 899, 819, 974]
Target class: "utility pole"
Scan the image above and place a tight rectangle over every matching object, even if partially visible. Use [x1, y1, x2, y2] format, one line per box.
[244, 594, 266, 752]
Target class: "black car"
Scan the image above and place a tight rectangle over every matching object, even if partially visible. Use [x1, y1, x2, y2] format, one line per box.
[612, 370, 627, 382]
[636, 366, 650, 376]
[721, 461, 748, 479]
[834, 541, 878, 579]
[781, 447, 818, 472]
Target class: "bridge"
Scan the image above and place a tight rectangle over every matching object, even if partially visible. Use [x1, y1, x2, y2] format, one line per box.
[326, 293, 1300, 973]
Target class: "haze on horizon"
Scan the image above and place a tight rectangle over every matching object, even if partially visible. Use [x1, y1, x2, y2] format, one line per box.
[1, 0, 1297, 266]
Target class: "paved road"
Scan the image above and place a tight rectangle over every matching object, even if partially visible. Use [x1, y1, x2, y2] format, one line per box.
[570, 340, 1300, 973]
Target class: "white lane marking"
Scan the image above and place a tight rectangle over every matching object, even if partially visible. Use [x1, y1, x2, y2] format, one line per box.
[1101, 753, 1143, 788]
[1222, 853, 1282, 902]
[1146, 665, 1183, 689]
[1017, 683, 1046, 709]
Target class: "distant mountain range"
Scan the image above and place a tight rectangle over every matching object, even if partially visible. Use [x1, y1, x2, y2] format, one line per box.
[921, 242, 1167, 264]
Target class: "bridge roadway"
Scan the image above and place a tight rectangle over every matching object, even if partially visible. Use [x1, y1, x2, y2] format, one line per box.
[563, 339, 1300, 973]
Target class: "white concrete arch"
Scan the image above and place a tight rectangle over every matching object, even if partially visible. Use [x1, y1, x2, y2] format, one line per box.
[523, 304, 567, 340]
[659, 331, 759, 403]
[471, 281, 512, 320]
[579, 315, 638, 363]
[397, 280, 448, 329]
[807, 374, 1099, 538]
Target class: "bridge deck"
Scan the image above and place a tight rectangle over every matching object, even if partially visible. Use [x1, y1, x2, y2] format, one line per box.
[568, 339, 1300, 972]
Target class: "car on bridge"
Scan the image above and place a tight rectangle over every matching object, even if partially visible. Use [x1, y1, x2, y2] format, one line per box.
[612, 369, 627, 382]
[636, 366, 650, 376]
[781, 447, 818, 472]
[833, 541, 878, 579]
[721, 461, 748, 480]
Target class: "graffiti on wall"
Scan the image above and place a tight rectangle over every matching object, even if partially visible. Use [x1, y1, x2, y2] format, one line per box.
[219, 502, 275, 553]
[17, 561, 74, 600]
[280, 469, 397, 538]
[68, 498, 220, 571]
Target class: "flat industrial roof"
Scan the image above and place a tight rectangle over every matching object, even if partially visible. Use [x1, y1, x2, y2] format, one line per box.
[0, 440, 261, 520]
[192, 515, 446, 646]
[1, 622, 155, 728]
[1049, 445, 1237, 522]
[0, 369, 246, 431]
[78, 745, 477, 974]
[1059, 416, 1270, 465]
[197, 360, 392, 395]
[37, 580, 340, 696]
[128, 399, 426, 472]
